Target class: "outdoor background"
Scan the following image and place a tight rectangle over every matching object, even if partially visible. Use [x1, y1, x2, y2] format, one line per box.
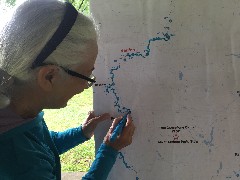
[0, 0, 94, 172]
[44, 88, 94, 172]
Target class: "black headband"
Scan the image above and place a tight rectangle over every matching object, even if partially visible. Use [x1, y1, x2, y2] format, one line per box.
[31, 2, 78, 69]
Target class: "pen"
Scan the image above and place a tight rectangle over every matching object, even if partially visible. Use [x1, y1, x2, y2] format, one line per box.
[110, 111, 131, 142]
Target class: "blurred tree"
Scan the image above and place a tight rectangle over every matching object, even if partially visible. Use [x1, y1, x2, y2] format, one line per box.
[3, 0, 90, 15]
[68, 0, 90, 15]
[5, 0, 16, 6]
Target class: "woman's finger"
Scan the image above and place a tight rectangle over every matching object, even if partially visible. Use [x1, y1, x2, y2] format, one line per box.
[125, 114, 133, 126]
[121, 115, 133, 133]
[120, 124, 135, 144]
[90, 113, 110, 124]
[109, 116, 123, 133]
[86, 111, 95, 121]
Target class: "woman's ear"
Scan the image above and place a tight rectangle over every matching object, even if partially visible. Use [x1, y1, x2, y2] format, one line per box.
[37, 65, 59, 91]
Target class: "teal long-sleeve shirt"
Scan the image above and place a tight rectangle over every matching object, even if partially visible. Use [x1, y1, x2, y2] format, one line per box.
[0, 112, 118, 180]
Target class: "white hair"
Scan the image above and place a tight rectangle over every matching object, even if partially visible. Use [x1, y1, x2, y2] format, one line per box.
[0, 0, 97, 108]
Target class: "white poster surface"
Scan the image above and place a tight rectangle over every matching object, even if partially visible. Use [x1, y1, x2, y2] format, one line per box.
[91, 1, 240, 179]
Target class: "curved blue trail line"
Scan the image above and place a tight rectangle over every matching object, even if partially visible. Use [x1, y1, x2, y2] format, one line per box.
[203, 127, 214, 152]
[119, 152, 139, 179]
[105, 32, 174, 114]
[104, 31, 174, 179]
[118, 152, 132, 169]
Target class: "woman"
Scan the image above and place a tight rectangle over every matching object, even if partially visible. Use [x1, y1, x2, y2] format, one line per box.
[0, 0, 136, 179]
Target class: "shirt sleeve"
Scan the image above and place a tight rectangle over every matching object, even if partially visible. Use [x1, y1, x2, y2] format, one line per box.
[49, 126, 89, 154]
[82, 143, 118, 180]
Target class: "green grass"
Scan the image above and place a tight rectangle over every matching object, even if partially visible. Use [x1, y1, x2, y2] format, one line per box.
[44, 88, 94, 172]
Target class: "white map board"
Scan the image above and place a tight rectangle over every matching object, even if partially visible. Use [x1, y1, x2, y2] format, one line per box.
[91, 0, 240, 179]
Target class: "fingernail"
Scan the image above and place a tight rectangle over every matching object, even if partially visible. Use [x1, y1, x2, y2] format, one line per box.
[127, 114, 132, 118]
[88, 111, 93, 115]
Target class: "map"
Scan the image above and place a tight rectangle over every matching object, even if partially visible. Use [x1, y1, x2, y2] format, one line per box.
[91, 0, 240, 179]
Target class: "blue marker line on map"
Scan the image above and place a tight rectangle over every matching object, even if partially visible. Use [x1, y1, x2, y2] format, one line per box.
[119, 152, 139, 179]
[104, 31, 174, 179]
[179, 71, 183, 80]
[105, 31, 174, 114]
[217, 162, 223, 174]
[119, 152, 132, 169]
[102, 18, 174, 179]
[203, 127, 214, 152]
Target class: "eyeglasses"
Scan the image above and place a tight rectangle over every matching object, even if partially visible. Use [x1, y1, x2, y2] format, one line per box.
[60, 66, 96, 88]
[37, 63, 96, 88]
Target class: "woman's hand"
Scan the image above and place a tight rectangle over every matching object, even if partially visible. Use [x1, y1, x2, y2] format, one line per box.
[104, 114, 136, 151]
[82, 111, 110, 139]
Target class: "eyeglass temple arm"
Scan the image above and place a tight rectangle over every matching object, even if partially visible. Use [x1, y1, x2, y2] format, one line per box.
[64, 69, 96, 83]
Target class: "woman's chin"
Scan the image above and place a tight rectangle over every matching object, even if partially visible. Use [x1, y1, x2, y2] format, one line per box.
[47, 101, 68, 109]
[59, 102, 68, 109]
